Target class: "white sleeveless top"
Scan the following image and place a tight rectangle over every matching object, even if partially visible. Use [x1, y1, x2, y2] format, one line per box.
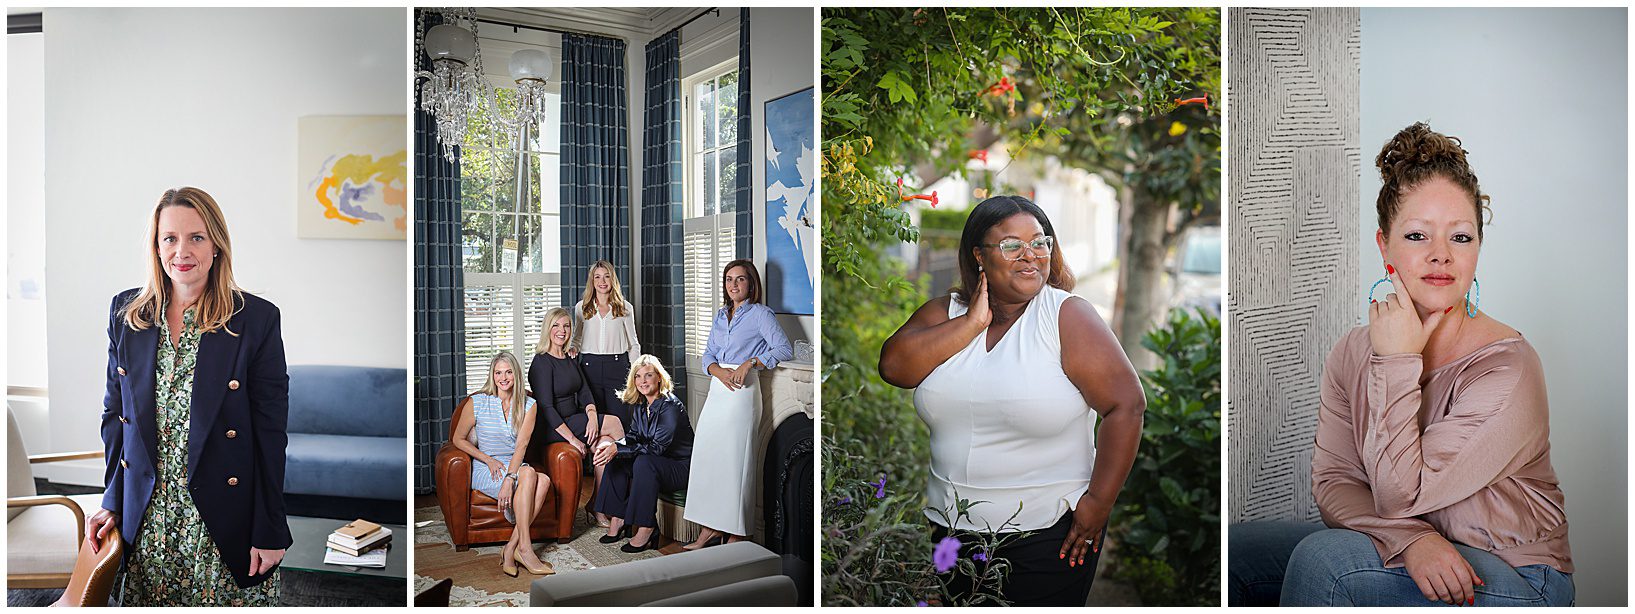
[915, 285, 1096, 532]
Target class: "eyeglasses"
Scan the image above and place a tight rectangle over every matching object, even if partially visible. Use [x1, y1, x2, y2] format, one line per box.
[979, 236, 1054, 261]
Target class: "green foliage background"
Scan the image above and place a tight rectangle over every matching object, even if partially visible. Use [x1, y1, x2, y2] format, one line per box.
[819, 8, 1221, 606]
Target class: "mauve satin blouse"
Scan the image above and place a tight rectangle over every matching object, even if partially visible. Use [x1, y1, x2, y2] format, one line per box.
[1313, 326, 1572, 572]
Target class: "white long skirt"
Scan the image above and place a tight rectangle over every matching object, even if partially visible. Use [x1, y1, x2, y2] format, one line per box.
[683, 371, 761, 536]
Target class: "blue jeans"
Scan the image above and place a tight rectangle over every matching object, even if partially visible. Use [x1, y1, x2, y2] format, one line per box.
[1230, 522, 1574, 607]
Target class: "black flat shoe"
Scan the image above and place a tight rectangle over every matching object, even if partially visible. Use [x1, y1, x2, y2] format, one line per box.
[621, 529, 662, 553]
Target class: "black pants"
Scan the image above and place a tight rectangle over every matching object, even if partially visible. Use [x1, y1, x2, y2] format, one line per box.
[930, 512, 1099, 606]
[589, 454, 689, 528]
[580, 353, 631, 427]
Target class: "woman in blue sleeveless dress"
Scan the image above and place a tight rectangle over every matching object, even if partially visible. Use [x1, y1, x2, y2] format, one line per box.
[451, 351, 555, 577]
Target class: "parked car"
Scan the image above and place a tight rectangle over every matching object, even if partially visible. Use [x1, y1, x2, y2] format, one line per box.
[1169, 225, 1221, 316]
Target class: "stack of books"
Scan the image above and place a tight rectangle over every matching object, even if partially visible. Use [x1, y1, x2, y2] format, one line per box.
[324, 519, 391, 568]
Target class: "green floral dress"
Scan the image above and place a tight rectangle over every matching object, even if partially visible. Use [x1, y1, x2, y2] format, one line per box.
[121, 306, 280, 606]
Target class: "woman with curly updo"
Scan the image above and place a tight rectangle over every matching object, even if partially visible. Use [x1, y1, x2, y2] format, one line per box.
[1229, 123, 1573, 607]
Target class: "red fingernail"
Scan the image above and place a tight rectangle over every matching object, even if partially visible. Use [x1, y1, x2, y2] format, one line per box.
[1386, 264, 1395, 275]
[1468, 597, 1474, 605]
[1446, 305, 1454, 314]
[1059, 553, 1064, 559]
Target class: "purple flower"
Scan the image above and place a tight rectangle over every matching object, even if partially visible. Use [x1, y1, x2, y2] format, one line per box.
[972, 551, 988, 563]
[933, 536, 961, 573]
[838, 496, 852, 505]
[870, 476, 887, 498]
[916, 601, 929, 607]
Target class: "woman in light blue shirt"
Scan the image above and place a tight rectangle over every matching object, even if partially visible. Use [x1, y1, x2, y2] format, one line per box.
[682, 259, 793, 549]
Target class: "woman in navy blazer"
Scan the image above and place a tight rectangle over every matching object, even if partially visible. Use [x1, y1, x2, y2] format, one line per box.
[85, 187, 291, 605]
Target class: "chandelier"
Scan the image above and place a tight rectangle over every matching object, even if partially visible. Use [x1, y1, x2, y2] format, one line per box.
[417, 9, 555, 162]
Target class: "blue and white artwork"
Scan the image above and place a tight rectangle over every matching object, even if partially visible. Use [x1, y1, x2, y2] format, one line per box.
[763, 87, 815, 315]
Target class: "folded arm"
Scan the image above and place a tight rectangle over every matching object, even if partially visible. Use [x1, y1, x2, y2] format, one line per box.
[1361, 353, 1543, 518]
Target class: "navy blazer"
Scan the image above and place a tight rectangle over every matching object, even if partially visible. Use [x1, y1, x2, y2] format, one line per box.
[100, 288, 293, 589]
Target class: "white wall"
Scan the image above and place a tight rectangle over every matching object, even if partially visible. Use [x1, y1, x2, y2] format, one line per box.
[8, 30, 51, 454]
[41, 8, 407, 483]
[750, 7, 817, 346]
[1361, 8, 1626, 605]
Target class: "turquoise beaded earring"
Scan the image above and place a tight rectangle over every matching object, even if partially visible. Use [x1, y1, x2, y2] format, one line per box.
[1465, 277, 1480, 318]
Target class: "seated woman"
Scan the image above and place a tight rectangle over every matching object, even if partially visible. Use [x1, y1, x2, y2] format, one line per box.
[528, 307, 614, 465]
[1228, 123, 1572, 607]
[451, 352, 554, 576]
[587, 355, 693, 553]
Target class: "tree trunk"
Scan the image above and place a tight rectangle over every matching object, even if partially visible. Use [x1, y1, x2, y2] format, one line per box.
[1116, 185, 1171, 370]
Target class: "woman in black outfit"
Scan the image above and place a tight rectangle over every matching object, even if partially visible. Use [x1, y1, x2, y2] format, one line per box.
[527, 306, 609, 464]
[589, 354, 692, 553]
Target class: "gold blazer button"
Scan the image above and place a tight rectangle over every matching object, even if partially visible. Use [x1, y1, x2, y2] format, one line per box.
[227, 477, 239, 486]
[119, 459, 128, 469]
[117, 367, 126, 376]
[226, 430, 237, 439]
[228, 379, 240, 390]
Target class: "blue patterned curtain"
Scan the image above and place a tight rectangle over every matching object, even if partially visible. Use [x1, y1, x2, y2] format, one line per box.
[640, 29, 687, 401]
[734, 8, 754, 258]
[413, 9, 466, 495]
[560, 33, 632, 302]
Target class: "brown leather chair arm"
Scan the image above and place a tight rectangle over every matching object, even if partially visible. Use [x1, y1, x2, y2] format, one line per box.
[51, 526, 121, 607]
[8, 495, 87, 545]
[544, 442, 582, 536]
[434, 442, 472, 545]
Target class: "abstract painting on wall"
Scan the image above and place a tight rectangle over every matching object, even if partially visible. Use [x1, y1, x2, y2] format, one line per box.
[297, 115, 407, 240]
[763, 87, 815, 315]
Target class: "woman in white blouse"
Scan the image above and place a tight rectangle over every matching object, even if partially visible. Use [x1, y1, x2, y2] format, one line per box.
[878, 196, 1146, 606]
[570, 259, 641, 527]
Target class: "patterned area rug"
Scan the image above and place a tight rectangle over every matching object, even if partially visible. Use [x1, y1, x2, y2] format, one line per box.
[412, 506, 681, 607]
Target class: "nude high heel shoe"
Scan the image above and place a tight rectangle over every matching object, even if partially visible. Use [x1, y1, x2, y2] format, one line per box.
[501, 544, 519, 577]
[514, 548, 555, 576]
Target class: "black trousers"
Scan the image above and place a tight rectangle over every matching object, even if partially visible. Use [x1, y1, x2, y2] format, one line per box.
[930, 512, 1099, 607]
[580, 353, 631, 427]
[589, 454, 689, 528]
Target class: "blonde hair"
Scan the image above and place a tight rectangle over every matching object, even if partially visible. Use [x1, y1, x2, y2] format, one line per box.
[477, 351, 529, 433]
[120, 187, 243, 335]
[533, 307, 574, 355]
[617, 354, 675, 405]
[579, 260, 629, 319]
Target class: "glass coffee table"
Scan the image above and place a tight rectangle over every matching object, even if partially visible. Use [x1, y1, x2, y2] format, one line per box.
[279, 516, 407, 580]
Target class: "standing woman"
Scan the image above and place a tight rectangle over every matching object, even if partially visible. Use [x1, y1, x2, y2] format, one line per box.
[570, 260, 641, 525]
[683, 259, 793, 550]
[878, 196, 1146, 606]
[84, 187, 291, 605]
[450, 352, 554, 576]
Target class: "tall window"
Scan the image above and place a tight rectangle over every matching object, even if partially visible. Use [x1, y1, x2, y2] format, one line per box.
[683, 62, 739, 366]
[461, 85, 562, 392]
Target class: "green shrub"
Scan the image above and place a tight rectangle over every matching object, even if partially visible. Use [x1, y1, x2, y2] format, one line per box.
[1108, 307, 1221, 605]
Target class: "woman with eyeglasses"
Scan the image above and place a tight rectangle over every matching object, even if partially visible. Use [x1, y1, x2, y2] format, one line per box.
[878, 195, 1146, 606]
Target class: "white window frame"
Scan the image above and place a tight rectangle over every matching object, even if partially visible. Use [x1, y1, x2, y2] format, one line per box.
[461, 80, 563, 393]
[682, 59, 740, 374]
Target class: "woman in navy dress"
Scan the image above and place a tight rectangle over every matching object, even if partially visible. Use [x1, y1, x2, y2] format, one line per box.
[527, 307, 617, 466]
[589, 355, 693, 552]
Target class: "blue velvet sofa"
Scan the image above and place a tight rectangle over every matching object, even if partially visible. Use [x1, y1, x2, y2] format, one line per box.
[283, 365, 406, 502]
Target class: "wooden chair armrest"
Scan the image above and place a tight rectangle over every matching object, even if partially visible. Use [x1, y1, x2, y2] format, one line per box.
[8, 495, 87, 545]
[29, 450, 103, 464]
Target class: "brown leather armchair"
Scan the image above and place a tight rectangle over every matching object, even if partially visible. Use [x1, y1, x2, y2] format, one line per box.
[435, 395, 582, 550]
